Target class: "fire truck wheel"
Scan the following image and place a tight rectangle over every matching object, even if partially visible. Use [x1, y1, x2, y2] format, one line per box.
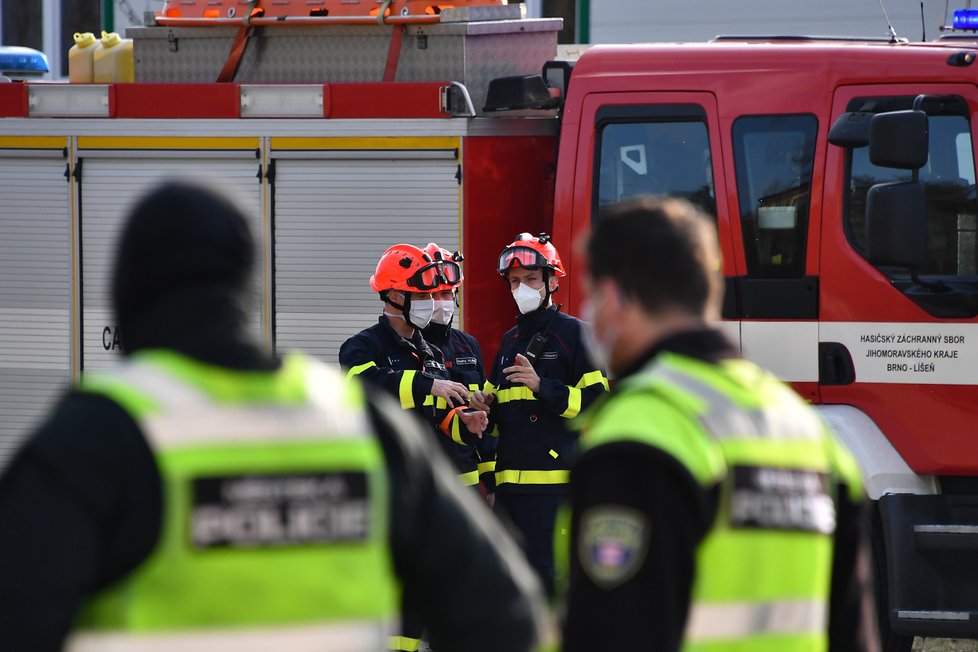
[871, 505, 914, 652]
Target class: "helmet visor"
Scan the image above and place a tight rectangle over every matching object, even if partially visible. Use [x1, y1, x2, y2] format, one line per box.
[407, 262, 447, 291]
[439, 260, 463, 285]
[498, 246, 549, 274]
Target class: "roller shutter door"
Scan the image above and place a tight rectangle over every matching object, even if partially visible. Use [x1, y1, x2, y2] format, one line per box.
[274, 155, 460, 363]
[0, 153, 71, 468]
[79, 155, 264, 370]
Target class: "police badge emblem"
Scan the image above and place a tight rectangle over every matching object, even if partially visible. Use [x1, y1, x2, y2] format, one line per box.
[579, 506, 649, 589]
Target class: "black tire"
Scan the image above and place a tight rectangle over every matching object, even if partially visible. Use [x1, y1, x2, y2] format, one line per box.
[872, 504, 914, 652]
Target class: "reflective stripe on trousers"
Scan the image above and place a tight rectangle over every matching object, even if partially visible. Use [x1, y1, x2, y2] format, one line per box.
[495, 469, 568, 485]
[67, 621, 391, 652]
[684, 599, 827, 642]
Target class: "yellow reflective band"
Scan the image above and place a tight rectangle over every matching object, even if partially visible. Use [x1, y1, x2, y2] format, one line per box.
[468, 383, 481, 391]
[421, 396, 448, 409]
[576, 369, 610, 391]
[450, 414, 464, 445]
[561, 387, 582, 418]
[478, 460, 496, 474]
[495, 469, 569, 485]
[549, 449, 559, 459]
[399, 371, 416, 409]
[495, 386, 536, 404]
[483, 381, 496, 394]
[458, 470, 480, 486]
[346, 361, 377, 379]
[390, 636, 421, 651]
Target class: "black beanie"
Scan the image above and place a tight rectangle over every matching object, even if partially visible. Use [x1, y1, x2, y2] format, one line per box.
[112, 180, 254, 341]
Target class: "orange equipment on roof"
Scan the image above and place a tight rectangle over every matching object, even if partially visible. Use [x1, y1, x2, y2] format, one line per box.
[157, 0, 507, 26]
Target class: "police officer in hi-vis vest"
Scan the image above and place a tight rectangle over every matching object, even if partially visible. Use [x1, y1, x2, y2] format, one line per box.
[563, 196, 879, 651]
[0, 181, 546, 652]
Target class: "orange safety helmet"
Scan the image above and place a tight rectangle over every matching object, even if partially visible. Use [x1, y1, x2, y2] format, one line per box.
[369, 243, 445, 293]
[422, 242, 464, 291]
[497, 232, 566, 277]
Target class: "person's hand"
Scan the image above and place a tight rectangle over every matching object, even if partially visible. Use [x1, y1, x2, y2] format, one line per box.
[459, 409, 488, 437]
[431, 378, 470, 407]
[504, 353, 541, 393]
[469, 389, 495, 413]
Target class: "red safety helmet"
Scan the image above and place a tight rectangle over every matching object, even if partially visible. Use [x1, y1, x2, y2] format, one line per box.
[497, 232, 566, 277]
[422, 242, 464, 290]
[369, 244, 446, 293]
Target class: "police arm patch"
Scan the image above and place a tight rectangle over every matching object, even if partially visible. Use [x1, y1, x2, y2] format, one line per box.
[578, 505, 650, 590]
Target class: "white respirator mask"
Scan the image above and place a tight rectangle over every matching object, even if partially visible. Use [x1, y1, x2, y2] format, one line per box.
[405, 295, 434, 330]
[581, 294, 617, 375]
[431, 299, 456, 326]
[512, 282, 545, 315]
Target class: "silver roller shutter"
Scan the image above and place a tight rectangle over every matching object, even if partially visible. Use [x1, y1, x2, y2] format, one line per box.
[0, 153, 71, 468]
[274, 155, 460, 364]
[79, 155, 264, 370]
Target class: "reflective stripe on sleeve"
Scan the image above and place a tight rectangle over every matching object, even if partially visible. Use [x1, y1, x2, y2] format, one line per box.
[390, 635, 421, 651]
[422, 396, 449, 410]
[576, 369, 610, 391]
[67, 622, 389, 652]
[346, 361, 377, 379]
[458, 470, 480, 486]
[399, 370, 416, 409]
[449, 414, 464, 445]
[495, 469, 569, 485]
[561, 387, 582, 418]
[684, 599, 827, 642]
[495, 386, 536, 404]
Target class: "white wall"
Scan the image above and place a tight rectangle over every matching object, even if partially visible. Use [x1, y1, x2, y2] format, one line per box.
[589, 0, 964, 44]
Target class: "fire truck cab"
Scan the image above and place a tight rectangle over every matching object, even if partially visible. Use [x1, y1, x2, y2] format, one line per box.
[550, 36, 978, 648]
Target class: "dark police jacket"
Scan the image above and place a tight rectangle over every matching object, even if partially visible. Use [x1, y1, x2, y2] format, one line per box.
[339, 316, 475, 474]
[487, 305, 608, 495]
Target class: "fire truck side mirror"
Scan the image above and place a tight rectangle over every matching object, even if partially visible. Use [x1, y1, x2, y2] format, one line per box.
[869, 110, 929, 170]
[865, 180, 927, 268]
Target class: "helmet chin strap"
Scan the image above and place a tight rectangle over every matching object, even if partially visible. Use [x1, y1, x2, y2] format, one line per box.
[383, 291, 425, 330]
[540, 269, 557, 309]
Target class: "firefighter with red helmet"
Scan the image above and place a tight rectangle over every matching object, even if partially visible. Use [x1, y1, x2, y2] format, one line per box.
[420, 243, 496, 494]
[471, 232, 609, 596]
[339, 243, 490, 652]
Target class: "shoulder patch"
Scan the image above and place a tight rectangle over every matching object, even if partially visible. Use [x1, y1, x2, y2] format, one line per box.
[579, 505, 649, 589]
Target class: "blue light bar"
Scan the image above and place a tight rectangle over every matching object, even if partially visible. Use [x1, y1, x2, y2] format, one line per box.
[0, 46, 50, 76]
[953, 9, 978, 31]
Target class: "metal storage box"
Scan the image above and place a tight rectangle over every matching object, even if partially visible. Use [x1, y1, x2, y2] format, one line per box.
[129, 7, 561, 115]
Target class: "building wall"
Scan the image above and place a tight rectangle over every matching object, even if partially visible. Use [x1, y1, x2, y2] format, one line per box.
[589, 0, 955, 44]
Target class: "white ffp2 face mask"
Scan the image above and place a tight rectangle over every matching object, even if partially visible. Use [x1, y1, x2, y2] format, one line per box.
[512, 282, 545, 314]
[406, 296, 434, 330]
[431, 299, 456, 326]
[581, 295, 616, 375]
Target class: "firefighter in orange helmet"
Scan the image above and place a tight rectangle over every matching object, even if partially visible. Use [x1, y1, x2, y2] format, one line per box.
[341, 242, 488, 462]
[471, 232, 609, 596]
[339, 243, 489, 652]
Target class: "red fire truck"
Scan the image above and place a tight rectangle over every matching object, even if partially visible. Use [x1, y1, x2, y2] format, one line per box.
[2, 1, 978, 648]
